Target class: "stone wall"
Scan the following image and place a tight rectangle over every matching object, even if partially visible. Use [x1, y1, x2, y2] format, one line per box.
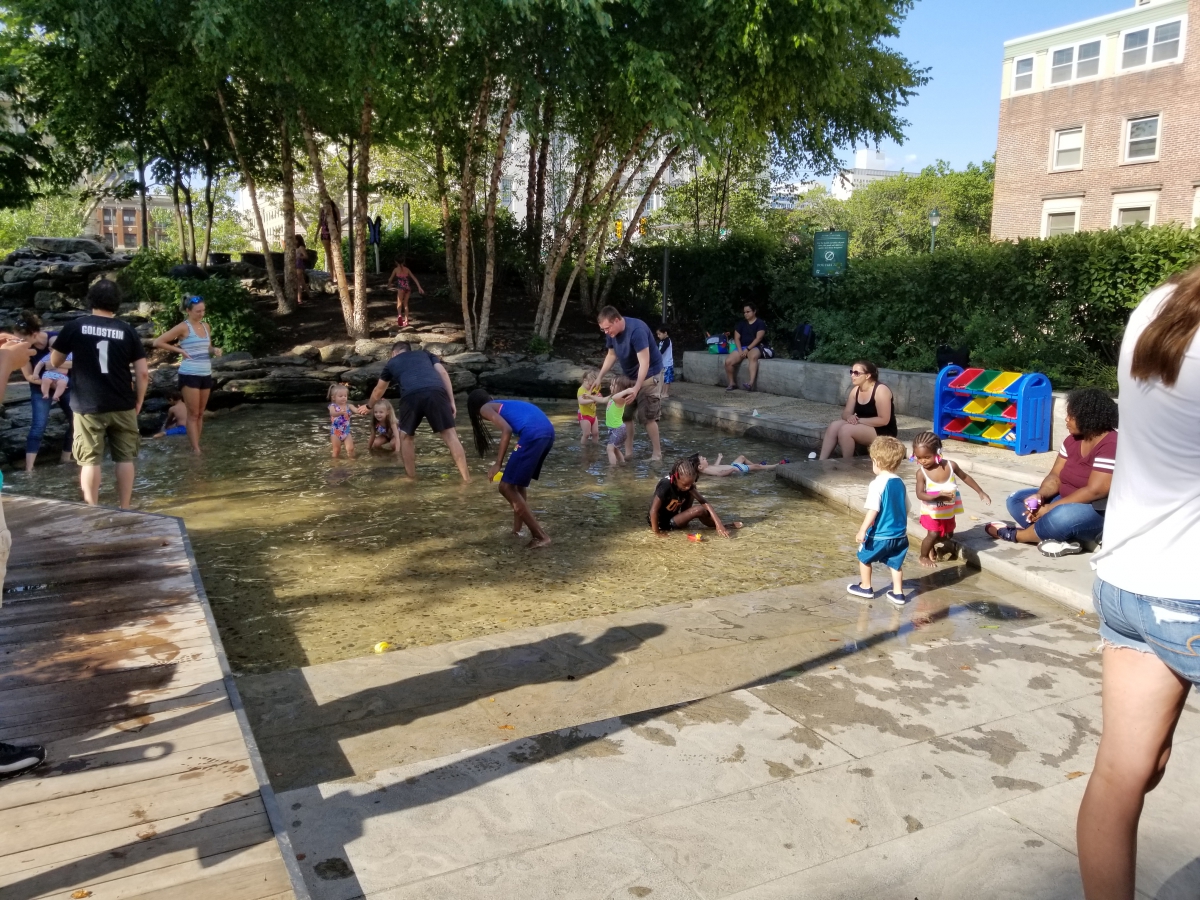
[681, 351, 1074, 448]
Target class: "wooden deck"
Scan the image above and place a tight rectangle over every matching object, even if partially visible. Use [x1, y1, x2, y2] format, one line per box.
[0, 495, 301, 900]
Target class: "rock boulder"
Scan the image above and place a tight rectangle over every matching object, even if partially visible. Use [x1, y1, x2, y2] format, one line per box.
[479, 358, 585, 399]
[26, 237, 108, 257]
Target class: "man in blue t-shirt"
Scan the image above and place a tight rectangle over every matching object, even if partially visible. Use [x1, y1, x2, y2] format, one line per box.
[725, 302, 773, 392]
[848, 436, 909, 606]
[365, 341, 470, 481]
[594, 306, 665, 460]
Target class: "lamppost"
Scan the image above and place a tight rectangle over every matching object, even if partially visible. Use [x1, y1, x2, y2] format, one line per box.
[929, 207, 941, 252]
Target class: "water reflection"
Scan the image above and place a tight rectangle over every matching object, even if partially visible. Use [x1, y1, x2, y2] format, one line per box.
[7, 402, 859, 674]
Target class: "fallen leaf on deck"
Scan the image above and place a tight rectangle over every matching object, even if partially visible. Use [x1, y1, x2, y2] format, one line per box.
[979, 625, 999, 629]
[498, 724, 515, 730]
[1067, 771, 1085, 779]
[960, 666, 971, 670]
[846, 818, 861, 826]
[71, 892, 92, 899]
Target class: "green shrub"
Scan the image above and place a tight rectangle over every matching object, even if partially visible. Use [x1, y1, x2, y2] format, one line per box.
[147, 276, 272, 355]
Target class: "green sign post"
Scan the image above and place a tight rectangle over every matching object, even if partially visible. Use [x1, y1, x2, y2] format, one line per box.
[812, 230, 849, 277]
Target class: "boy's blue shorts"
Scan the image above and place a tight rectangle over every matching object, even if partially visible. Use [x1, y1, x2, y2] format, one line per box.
[857, 536, 909, 570]
[663, 366, 675, 384]
[501, 433, 555, 488]
[164, 425, 187, 436]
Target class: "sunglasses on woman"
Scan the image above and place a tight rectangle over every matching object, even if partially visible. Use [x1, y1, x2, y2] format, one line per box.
[850, 369, 867, 376]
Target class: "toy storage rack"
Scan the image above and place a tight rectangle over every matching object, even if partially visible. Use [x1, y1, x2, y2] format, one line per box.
[933, 365, 1052, 456]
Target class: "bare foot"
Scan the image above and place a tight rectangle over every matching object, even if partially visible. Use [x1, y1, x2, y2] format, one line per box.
[527, 536, 552, 549]
[730, 521, 744, 529]
[649, 455, 662, 461]
[918, 555, 937, 568]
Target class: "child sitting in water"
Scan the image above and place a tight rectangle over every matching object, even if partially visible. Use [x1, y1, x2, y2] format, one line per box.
[33, 353, 70, 401]
[368, 399, 401, 453]
[327, 383, 368, 458]
[849, 436, 909, 606]
[912, 431, 990, 567]
[154, 390, 189, 437]
[604, 375, 635, 465]
[576, 369, 601, 445]
[695, 453, 787, 477]
[648, 455, 742, 537]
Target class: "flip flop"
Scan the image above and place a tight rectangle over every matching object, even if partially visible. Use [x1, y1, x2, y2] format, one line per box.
[725, 385, 738, 392]
[741, 383, 755, 391]
[1039, 540, 1083, 558]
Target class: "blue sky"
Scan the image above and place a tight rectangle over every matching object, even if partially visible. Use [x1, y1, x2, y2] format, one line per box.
[848, 0, 1131, 173]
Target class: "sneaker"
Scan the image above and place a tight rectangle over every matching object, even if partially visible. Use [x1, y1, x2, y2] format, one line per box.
[1039, 540, 1083, 558]
[886, 590, 907, 606]
[846, 582, 874, 599]
[807, 451, 817, 460]
[0, 742, 46, 780]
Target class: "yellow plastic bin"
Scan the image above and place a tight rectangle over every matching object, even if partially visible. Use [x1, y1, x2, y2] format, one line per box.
[982, 422, 1013, 442]
[984, 372, 1022, 395]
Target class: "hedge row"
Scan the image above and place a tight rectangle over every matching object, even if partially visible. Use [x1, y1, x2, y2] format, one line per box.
[614, 225, 1200, 389]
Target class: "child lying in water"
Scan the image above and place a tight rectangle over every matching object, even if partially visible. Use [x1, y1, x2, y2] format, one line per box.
[694, 453, 786, 477]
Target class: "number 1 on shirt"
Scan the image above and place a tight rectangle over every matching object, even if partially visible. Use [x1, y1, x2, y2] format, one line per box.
[97, 339, 109, 374]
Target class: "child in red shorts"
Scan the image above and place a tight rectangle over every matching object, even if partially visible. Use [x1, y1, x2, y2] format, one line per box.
[912, 431, 991, 567]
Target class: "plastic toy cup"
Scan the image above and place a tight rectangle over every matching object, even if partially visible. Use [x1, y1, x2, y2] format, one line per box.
[688, 533, 703, 542]
[1025, 495, 1041, 512]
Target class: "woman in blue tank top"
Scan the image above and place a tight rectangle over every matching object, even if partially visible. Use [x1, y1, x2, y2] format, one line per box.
[467, 389, 555, 549]
[153, 295, 223, 454]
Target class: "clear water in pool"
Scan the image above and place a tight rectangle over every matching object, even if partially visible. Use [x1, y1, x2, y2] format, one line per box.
[6, 402, 861, 675]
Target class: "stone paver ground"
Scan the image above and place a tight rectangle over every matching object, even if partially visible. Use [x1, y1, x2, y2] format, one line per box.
[243, 567, 1200, 900]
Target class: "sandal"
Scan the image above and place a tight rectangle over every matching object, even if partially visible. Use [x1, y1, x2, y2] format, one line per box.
[985, 521, 1018, 542]
[1038, 540, 1083, 558]
[742, 383, 755, 391]
[725, 385, 738, 392]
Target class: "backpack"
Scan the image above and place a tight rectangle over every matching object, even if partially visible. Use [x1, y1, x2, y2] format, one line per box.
[791, 323, 817, 360]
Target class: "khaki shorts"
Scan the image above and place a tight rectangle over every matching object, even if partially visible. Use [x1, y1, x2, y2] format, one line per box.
[632, 374, 665, 424]
[74, 410, 141, 465]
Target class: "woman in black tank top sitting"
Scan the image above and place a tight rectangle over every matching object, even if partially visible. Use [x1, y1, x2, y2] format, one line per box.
[813, 360, 898, 460]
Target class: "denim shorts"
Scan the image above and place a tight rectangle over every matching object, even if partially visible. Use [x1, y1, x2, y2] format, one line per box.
[1094, 578, 1200, 686]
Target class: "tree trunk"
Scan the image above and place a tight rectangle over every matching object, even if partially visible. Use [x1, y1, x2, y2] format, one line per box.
[201, 160, 214, 267]
[599, 146, 680, 307]
[477, 92, 518, 352]
[278, 114, 298, 314]
[136, 149, 149, 249]
[458, 74, 493, 351]
[297, 105, 354, 335]
[532, 97, 553, 250]
[549, 251, 585, 344]
[525, 98, 539, 234]
[350, 95, 372, 339]
[217, 85, 286, 310]
[346, 138, 354, 285]
[182, 179, 197, 264]
[433, 141, 460, 306]
[170, 172, 187, 262]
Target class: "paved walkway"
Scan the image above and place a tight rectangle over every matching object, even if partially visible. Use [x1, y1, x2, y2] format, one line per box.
[240, 568, 1199, 900]
[0, 496, 298, 900]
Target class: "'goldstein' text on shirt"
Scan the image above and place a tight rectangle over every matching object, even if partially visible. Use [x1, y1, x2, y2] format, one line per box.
[82, 325, 126, 340]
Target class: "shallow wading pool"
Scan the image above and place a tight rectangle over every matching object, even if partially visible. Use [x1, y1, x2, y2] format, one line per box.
[7, 402, 862, 675]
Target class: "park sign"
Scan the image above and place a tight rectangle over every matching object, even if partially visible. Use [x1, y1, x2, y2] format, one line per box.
[813, 230, 849, 277]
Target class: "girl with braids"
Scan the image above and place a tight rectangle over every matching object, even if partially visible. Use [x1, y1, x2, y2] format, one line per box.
[648, 456, 741, 537]
[1078, 271, 1200, 900]
[911, 431, 990, 567]
[467, 389, 555, 549]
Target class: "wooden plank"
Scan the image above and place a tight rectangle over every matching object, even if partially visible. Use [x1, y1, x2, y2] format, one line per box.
[1, 797, 266, 872]
[15, 689, 231, 747]
[25, 841, 291, 900]
[0, 608, 210, 649]
[0, 638, 216, 690]
[1, 624, 216, 671]
[0, 657, 223, 715]
[4, 818, 275, 899]
[0, 735, 252, 812]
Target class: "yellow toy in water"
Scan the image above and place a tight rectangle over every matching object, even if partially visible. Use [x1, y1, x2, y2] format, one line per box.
[492, 471, 503, 482]
[373, 641, 391, 653]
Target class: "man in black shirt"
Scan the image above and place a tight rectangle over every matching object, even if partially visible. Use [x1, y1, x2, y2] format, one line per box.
[51, 280, 148, 508]
[724, 302, 773, 392]
[365, 341, 470, 481]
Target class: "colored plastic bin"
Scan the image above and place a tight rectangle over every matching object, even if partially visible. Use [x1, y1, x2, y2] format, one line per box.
[962, 397, 992, 415]
[948, 368, 984, 390]
[966, 369, 1002, 391]
[983, 372, 1022, 395]
[982, 422, 1013, 441]
[962, 420, 988, 437]
[943, 417, 970, 434]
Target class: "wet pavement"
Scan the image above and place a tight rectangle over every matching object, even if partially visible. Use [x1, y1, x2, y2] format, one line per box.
[243, 565, 1200, 899]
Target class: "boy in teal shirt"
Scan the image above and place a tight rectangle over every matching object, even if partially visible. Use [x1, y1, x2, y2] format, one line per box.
[849, 436, 910, 606]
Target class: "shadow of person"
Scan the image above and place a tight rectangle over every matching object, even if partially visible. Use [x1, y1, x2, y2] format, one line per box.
[1156, 857, 1200, 898]
[246, 623, 667, 792]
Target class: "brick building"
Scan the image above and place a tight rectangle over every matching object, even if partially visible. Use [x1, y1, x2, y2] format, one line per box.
[91, 196, 173, 250]
[993, 0, 1198, 240]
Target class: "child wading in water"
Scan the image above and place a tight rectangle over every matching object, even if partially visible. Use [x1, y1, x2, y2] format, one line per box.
[912, 431, 990, 567]
[155, 390, 189, 437]
[368, 399, 401, 453]
[327, 384, 367, 458]
[849, 436, 910, 605]
[468, 389, 556, 549]
[648, 456, 742, 537]
[576, 369, 601, 445]
[656, 326, 674, 397]
[604, 375, 634, 465]
[387, 257, 424, 327]
[696, 453, 785, 476]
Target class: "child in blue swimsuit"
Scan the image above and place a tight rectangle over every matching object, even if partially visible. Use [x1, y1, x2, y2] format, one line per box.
[327, 383, 368, 458]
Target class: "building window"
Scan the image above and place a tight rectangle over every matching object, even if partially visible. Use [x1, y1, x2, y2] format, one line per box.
[102, 208, 114, 227]
[1121, 18, 1185, 70]
[1046, 212, 1078, 236]
[1013, 56, 1034, 92]
[1117, 207, 1151, 227]
[1053, 128, 1084, 170]
[1125, 115, 1160, 162]
[122, 208, 136, 227]
[123, 231, 138, 248]
[1050, 39, 1102, 84]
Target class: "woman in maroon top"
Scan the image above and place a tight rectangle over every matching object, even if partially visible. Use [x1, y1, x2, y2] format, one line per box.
[986, 388, 1118, 556]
